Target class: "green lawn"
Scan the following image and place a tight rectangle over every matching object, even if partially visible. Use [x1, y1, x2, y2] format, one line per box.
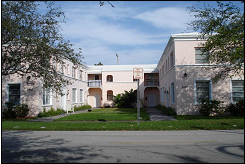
[1, 108, 244, 131]
[54, 108, 150, 121]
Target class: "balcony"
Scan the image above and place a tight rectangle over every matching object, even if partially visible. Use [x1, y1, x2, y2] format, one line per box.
[144, 80, 159, 86]
[88, 80, 102, 87]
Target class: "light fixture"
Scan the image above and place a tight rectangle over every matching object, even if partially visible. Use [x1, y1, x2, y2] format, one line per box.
[184, 73, 187, 77]
[27, 76, 31, 82]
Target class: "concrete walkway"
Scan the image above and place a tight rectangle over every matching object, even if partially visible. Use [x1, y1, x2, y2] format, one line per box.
[29, 107, 177, 122]
[145, 107, 177, 121]
[29, 108, 99, 122]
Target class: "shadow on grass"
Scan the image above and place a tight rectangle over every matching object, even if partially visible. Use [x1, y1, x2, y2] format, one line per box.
[174, 115, 244, 120]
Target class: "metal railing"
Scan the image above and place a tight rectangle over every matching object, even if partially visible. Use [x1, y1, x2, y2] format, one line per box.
[144, 80, 159, 86]
[88, 80, 102, 87]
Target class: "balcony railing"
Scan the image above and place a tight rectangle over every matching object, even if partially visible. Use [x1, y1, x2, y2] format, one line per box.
[144, 80, 159, 86]
[88, 80, 102, 87]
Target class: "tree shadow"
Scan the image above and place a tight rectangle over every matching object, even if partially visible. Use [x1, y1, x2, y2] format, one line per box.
[2, 131, 111, 163]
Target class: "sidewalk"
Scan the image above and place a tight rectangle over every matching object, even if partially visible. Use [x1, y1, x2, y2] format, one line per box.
[145, 107, 177, 121]
[29, 108, 99, 122]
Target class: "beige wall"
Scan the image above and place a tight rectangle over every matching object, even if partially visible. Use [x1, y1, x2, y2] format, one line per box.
[2, 58, 88, 116]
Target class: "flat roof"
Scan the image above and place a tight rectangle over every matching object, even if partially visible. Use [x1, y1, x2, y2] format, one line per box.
[87, 64, 158, 74]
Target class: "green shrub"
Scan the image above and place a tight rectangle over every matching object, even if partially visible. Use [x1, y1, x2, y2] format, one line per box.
[2, 102, 17, 119]
[156, 104, 176, 116]
[226, 99, 244, 116]
[113, 89, 137, 108]
[74, 104, 91, 111]
[37, 107, 65, 117]
[199, 99, 225, 116]
[15, 104, 29, 118]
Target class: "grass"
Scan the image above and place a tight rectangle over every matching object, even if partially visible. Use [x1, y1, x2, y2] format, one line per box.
[54, 108, 150, 121]
[1, 108, 244, 131]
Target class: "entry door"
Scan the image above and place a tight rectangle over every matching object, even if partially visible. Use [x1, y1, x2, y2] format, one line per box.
[149, 94, 155, 107]
[94, 94, 100, 107]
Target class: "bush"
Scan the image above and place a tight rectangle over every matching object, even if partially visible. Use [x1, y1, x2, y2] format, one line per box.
[113, 89, 137, 108]
[15, 104, 29, 118]
[2, 102, 17, 119]
[226, 99, 244, 116]
[74, 104, 92, 111]
[156, 104, 176, 116]
[199, 99, 225, 116]
[37, 107, 65, 117]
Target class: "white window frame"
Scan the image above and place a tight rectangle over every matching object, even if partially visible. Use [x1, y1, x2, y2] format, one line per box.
[42, 87, 52, 106]
[195, 48, 209, 64]
[6, 83, 22, 106]
[230, 79, 244, 104]
[72, 88, 77, 103]
[194, 79, 212, 105]
[80, 88, 84, 103]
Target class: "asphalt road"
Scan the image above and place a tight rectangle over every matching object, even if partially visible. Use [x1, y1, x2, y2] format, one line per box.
[2, 130, 244, 163]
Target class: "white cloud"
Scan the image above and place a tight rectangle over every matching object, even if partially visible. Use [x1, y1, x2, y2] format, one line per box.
[55, 2, 188, 65]
[134, 7, 194, 32]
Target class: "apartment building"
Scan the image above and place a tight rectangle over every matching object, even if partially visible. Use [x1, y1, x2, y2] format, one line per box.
[2, 32, 244, 116]
[157, 33, 244, 115]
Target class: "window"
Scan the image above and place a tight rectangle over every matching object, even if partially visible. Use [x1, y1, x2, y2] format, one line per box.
[67, 90, 70, 101]
[107, 75, 113, 82]
[72, 88, 77, 103]
[162, 65, 164, 76]
[160, 88, 162, 102]
[195, 48, 209, 64]
[162, 87, 165, 102]
[60, 62, 64, 75]
[171, 82, 175, 104]
[43, 88, 52, 105]
[67, 64, 70, 75]
[56, 90, 59, 101]
[170, 52, 174, 68]
[72, 67, 76, 78]
[195, 80, 211, 104]
[232, 80, 244, 102]
[7, 84, 21, 105]
[95, 75, 99, 80]
[79, 70, 83, 80]
[107, 90, 113, 101]
[80, 89, 84, 103]
[168, 57, 169, 70]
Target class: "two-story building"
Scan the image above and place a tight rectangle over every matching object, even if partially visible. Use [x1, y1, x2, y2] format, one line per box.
[2, 32, 244, 116]
[157, 32, 244, 115]
[86, 64, 159, 108]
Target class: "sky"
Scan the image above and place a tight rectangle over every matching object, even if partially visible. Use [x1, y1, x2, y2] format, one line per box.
[46, 1, 243, 66]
